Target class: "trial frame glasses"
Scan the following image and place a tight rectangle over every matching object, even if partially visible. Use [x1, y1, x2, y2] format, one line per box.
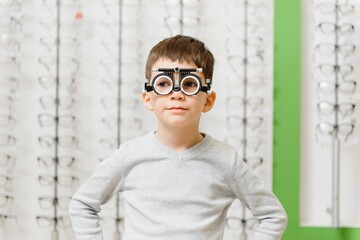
[144, 67, 212, 96]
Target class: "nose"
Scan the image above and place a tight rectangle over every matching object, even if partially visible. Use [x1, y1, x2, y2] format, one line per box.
[170, 88, 185, 100]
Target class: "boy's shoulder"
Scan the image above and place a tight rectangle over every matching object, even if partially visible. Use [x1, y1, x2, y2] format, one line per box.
[203, 133, 239, 163]
[206, 135, 235, 151]
[117, 132, 152, 152]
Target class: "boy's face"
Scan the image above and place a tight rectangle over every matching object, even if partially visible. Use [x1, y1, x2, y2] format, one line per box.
[142, 58, 216, 129]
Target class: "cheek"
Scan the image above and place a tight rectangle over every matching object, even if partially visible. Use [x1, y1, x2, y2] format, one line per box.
[150, 97, 164, 111]
[198, 96, 207, 107]
[151, 96, 160, 105]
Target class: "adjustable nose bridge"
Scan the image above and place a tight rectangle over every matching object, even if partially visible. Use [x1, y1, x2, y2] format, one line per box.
[173, 85, 181, 92]
[171, 70, 184, 98]
[173, 67, 181, 90]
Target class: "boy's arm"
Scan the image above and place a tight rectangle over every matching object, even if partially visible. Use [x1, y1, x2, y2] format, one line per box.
[69, 149, 125, 240]
[231, 156, 287, 240]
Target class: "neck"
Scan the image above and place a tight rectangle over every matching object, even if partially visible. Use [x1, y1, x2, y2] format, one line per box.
[155, 123, 204, 152]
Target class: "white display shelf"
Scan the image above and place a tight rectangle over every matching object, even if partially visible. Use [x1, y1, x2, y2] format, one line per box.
[300, 0, 360, 227]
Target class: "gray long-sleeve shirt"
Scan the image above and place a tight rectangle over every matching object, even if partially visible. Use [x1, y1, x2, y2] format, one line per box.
[69, 132, 287, 240]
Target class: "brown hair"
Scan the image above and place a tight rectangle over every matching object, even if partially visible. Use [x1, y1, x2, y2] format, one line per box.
[145, 35, 215, 82]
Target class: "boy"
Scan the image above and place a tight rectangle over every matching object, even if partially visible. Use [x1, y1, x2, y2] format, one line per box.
[69, 35, 287, 240]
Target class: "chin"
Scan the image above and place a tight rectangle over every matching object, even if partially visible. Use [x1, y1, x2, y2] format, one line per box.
[165, 119, 199, 128]
[167, 122, 190, 127]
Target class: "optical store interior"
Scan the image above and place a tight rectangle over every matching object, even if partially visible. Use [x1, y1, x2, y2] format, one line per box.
[1, 0, 360, 240]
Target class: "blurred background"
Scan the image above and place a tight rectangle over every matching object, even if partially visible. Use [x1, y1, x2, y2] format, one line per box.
[0, 0, 359, 239]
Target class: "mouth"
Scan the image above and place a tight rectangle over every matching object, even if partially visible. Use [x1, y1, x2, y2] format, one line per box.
[167, 107, 187, 111]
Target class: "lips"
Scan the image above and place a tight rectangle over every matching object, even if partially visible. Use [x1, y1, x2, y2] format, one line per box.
[167, 107, 187, 110]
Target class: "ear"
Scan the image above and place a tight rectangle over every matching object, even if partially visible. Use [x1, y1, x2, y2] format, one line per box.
[202, 91, 216, 113]
[141, 92, 154, 111]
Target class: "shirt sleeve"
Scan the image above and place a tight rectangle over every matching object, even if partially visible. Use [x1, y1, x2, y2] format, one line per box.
[231, 156, 287, 240]
[69, 147, 125, 240]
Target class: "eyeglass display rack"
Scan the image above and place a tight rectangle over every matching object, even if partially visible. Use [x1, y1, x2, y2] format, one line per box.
[241, 3, 254, 239]
[0, 0, 275, 239]
[113, 1, 122, 238]
[35, 1, 80, 239]
[228, 2, 251, 239]
[301, 0, 360, 227]
[327, 0, 343, 227]
[98, 0, 124, 239]
[221, 0, 273, 239]
[40, 1, 62, 239]
[0, 0, 20, 229]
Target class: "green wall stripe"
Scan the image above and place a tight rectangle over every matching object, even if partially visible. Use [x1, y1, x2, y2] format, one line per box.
[273, 0, 360, 239]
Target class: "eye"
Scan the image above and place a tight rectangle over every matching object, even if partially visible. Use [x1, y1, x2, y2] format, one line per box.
[183, 81, 197, 87]
[154, 76, 172, 88]
[157, 81, 170, 87]
[182, 77, 199, 88]
[152, 75, 173, 95]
